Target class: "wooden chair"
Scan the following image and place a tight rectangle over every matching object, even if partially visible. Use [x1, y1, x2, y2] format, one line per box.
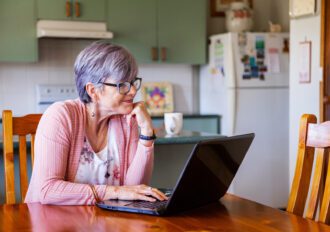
[2, 110, 42, 204]
[287, 114, 330, 224]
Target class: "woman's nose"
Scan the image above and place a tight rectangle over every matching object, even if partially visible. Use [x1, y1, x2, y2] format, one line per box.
[128, 84, 137, 95]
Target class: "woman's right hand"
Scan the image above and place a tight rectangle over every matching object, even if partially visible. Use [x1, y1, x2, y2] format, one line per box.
[104, 184, 168, 202]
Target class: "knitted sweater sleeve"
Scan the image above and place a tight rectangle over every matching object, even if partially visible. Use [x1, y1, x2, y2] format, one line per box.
[124, 118, 154, 185]
[32, 102, 106, 205]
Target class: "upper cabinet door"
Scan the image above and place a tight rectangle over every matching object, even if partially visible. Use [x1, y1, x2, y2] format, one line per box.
[72, 0, 106, 21]
[37, 0, 70, 20]
[107, 0, 157, 64]
[0, 0, 37, 62]
[158, 0, 207, 64]
[37, 0, 106, 21]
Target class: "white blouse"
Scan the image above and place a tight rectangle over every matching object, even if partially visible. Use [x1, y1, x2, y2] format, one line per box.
[74, 129, 121, 186]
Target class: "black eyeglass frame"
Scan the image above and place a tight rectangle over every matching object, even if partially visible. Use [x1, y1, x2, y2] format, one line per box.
[101, 77, 142, 95]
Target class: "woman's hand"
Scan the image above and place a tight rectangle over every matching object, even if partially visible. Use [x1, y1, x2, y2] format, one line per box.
[128, 102, 155, 146]
[104, 184, 168, 202]
[128, 101, 153, 135]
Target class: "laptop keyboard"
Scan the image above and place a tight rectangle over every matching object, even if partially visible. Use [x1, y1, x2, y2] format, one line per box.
[127, 200, 168, 209]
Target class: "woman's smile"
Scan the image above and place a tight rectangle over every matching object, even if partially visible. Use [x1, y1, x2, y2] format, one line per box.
[122, 99, 134, 104]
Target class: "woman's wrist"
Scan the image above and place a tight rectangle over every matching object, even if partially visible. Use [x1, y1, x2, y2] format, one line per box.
[140, 126, 154, 137]
[139, 126, 156, 147]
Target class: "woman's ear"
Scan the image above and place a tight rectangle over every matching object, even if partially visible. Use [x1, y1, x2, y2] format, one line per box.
[85, 82, 99, 102]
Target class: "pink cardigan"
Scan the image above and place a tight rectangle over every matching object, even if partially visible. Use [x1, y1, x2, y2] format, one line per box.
[25, 99, 154, 205]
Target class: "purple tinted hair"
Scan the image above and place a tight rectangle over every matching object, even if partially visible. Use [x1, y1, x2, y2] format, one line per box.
[74, 41, 138, 103]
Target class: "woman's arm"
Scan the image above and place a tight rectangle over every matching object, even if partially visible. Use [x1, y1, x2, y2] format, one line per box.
[124, 117, 154, 185]
[37, 136, 107, 205]
[33, 103, 107, 205]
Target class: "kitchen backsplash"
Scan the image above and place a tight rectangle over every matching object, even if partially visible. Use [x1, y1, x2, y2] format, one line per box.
[0, 39, 198, 117]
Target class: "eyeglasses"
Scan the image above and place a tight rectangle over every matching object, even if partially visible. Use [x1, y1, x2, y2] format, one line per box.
[101, 77, 142, 95]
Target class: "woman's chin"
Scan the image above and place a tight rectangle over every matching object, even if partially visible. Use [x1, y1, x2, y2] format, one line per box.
[119, 106, 134, 115]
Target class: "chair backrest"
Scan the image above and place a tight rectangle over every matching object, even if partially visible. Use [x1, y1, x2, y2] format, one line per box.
[287, 114, 330, 224]
[2, 110, 42, 204]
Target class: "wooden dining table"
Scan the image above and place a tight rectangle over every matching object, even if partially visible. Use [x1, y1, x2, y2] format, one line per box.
[0, 194, 328, 231]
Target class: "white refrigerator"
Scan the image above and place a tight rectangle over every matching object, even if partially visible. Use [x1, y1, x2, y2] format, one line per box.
[200, 32, 289, 208]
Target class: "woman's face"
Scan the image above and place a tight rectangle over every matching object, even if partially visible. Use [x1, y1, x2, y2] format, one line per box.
[97, 78, 137, 115]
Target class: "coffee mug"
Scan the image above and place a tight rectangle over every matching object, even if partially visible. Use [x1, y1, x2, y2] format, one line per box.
[164, 112, 183, 135]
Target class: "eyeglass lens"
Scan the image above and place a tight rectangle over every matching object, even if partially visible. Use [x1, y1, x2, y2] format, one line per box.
[119, 78, 141, 94]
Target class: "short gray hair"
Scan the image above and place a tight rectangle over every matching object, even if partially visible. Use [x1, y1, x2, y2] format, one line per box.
[74, 41, 138, 103]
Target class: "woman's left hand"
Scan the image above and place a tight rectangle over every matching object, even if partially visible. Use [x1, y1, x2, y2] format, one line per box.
[128, 101, 154, 136]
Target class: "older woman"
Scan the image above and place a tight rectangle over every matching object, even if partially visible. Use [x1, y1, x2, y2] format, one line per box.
[25, 41, 167, 205]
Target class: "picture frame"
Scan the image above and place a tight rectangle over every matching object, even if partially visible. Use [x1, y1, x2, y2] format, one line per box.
[298, 41, 312, 83]
[210, 0, 253, 17]
[289, 0, 316, 19]
[141, 82, 174, 116]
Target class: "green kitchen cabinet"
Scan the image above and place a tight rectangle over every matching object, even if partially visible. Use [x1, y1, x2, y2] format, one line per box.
[37, 0, 107, 22]
[157, 0, 206, 64]
[107, 0, 157, 64]
[107, 0, 206, 64]
[0, 0, 38, 62]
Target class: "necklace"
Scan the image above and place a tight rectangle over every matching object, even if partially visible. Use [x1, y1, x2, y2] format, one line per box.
[104, 159, 111, 178]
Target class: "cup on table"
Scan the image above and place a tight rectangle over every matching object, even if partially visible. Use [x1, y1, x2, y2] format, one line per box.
[164, 112, 183, 135]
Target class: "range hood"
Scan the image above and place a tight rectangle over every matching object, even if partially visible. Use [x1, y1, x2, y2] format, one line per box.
[37, 20, 113, 39]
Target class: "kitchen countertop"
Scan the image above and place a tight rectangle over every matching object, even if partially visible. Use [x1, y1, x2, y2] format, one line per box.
[0, 130, 223, 151]
[0, 114, 221, 144]
[155, 129, 223, 144]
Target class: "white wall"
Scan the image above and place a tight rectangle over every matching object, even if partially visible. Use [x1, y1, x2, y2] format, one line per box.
[0, 39, 195, 116]
[289, 9, 322, 186]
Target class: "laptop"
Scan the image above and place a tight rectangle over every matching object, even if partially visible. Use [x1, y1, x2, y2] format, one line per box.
[97, 133, 255, 216]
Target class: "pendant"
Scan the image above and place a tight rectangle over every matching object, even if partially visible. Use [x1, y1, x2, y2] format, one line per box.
[105, 172, 110, 178]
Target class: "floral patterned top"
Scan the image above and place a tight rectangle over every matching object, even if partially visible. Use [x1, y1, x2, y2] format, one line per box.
[74, 129, 121, 186]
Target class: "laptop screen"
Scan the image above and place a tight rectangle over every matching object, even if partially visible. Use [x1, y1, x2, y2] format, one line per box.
[97, 134, 254, 215]
[166, 134, 254, 213]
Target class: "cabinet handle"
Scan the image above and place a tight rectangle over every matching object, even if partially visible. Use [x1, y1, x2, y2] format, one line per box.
[151, 47, 158, 61]
[161, 47, 167, 62]
[65, 1, 71, 17]
[75, 1, 80, 17]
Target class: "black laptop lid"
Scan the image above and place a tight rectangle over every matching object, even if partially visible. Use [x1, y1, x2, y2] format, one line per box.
[166, 133, 254, 214]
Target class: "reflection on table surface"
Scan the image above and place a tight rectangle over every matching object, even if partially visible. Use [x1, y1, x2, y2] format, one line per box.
[0, 194, 328, 231]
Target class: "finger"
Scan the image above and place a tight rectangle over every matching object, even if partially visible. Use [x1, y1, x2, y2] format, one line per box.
[127, 107, 137, 117]
[139, 188, 167, 201]
[152, 188, 168, 200]
[144, 186, 168, 200]
[153, 188, 169, 200]
[127, 102, 139, 113]
[116, 189, 155, 202]
[132, 101, 144, 107]
[139, 189, 163, 201]
[126, 105, 139, 124]
[136, 193, 156, 202]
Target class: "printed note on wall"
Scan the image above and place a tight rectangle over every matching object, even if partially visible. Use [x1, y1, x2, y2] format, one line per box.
[298, 41, 311, 83]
